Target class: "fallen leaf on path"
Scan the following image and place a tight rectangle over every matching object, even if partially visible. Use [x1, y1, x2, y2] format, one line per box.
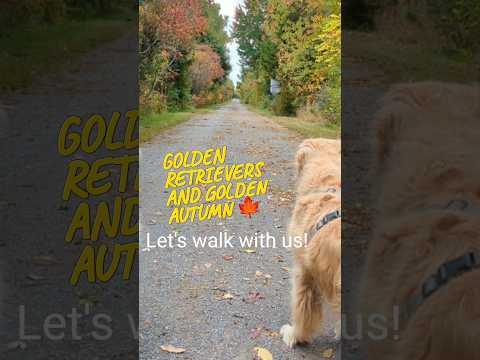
[255, 271, 263, 277]
[216, 292, 234, 300]
[323, 348, 334, 358]
[250, 325, 264, 340]
[264, 329, 279, 337]
[160, 344, 186, 354]
[244, 292, 264, 304]
[242, 249, 256, 254]
[253, 347, 273, 360]
[32, 255, 60, 265]
[239, 196, 259, 218]
[7, 341, 27, 350]
[281, 267, 290, 273]
[77, 293, 99, 306]
[223, 255, 234, 261]
[27, 274, 45, 281]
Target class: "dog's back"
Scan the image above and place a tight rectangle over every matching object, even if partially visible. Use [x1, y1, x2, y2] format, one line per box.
[281, 138, 341, 347]
[361, 82, 480, 360]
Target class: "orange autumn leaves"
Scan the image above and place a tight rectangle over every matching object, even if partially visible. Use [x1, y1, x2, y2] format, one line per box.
[141, 0, 207, 51]
[190, 44, 225, 94]
[239, 196, 260, 218]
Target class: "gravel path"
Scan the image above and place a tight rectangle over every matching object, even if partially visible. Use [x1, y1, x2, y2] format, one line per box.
[1, 31, 138, 359]
[341, 58, 387, 360]
[140, 100, 340, 359]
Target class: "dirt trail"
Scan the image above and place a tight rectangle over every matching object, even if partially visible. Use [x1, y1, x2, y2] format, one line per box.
[140, 101, 340, 359]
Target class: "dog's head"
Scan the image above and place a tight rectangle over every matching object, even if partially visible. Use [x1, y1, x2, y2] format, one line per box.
[372, 82, 480, 214]
[294, 138, 341, 195]
[374, 82, 480, 174]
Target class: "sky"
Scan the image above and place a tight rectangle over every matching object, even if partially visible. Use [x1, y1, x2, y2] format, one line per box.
[215, 0, 243, 86]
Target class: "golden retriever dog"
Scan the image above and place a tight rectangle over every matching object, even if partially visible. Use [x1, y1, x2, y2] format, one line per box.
[360, 82, 480, 359]
[281, 138, 341, 347]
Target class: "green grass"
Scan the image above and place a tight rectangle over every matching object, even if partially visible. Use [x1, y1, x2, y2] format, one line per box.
[247, 105, 340, 139]
[344, 30, 477, 83]
[274, 117, 340, 139]
[0, 15, 135, 91]
[140, 105, 221, 143]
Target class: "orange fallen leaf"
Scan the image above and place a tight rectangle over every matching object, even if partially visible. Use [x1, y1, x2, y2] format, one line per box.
[223, 255, 234, 261]
[160, 344, 186, 353]
[239, 196, 259, 218]
[264, 329, 279, 337]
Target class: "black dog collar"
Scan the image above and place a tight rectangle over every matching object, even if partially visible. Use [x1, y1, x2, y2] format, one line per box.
[399, 251, 480, 328]
[316, 210, 341, 232]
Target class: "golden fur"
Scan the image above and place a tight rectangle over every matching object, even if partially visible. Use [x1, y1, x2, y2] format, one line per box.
[281, 138, 341, 347]
[360, 82, 480, 359]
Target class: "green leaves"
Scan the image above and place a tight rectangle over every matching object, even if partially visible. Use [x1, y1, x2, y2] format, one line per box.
[235, 0, 340, 124]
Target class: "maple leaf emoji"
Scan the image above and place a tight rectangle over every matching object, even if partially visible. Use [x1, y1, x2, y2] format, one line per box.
[239, 196, 259, 218]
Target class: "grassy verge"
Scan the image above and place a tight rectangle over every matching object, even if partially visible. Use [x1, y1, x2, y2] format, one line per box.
[247, 105, 340, 139]
[344, 31, 476, 83]
[0, 13, 135, 91]
[273, 117, 340, 139]
[140, 105, 222, 143]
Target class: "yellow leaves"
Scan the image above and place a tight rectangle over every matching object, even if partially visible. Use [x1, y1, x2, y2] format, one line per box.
[253, 347, 273, 360]
[323, 348, 334, 358]
[160, 344, 186, 353]
[216, 292, 235, 300]
[261, 0, 340, 101]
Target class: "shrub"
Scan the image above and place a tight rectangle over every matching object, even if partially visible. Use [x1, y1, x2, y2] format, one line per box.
[270, 90, 296, 116]
[43, 0, 66, 24]
[140, 81, 168, 113]
[428, 0, 480, 51]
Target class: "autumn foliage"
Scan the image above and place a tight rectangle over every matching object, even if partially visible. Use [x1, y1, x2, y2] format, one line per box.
[141, 0, 207, 51]
[190, 44, 225, 94]
[234, 0, 340, 124]
[140, 0, 233, 112]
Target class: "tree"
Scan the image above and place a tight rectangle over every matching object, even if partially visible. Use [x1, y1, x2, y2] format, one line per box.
[199, 0, 231, 74]
[232, 0, 268, 70]
[190, 44, 225, 94]
[140, 0, 207, 108]
[141, 0, 207, 52]
[140, 0, 233, 111]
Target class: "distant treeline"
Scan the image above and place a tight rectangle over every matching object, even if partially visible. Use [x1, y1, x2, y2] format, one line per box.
[0, 0, 136, 28]
[345, 0, 480, 51]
